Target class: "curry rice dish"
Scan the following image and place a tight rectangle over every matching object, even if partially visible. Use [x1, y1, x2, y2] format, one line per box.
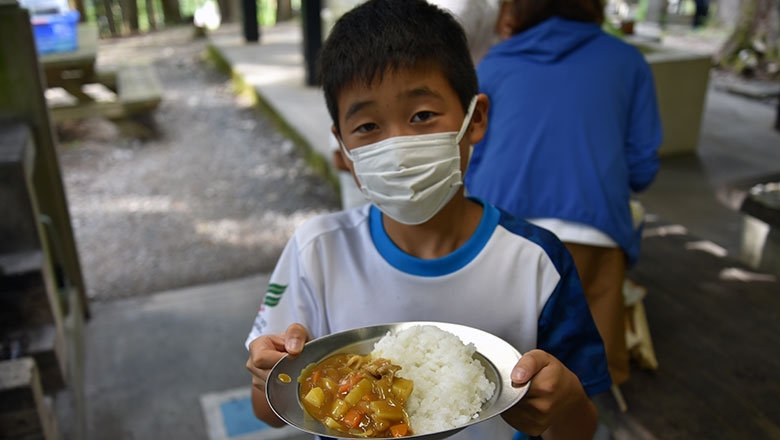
[298, 325, 495, 437]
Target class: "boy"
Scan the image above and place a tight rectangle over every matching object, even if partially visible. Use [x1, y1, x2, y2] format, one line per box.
[245, 1, 611, 438]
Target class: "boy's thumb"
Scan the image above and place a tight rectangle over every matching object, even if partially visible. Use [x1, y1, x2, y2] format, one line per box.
[511, 349, 549, 385]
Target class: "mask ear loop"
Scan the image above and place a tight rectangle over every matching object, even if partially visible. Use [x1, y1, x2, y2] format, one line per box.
[455, 96, 479, 144]
[458, 96, 479, 169]
[337, 136, 355, 162]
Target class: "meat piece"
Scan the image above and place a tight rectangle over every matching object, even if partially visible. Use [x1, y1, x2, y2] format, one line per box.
[361, 358, 401, 380]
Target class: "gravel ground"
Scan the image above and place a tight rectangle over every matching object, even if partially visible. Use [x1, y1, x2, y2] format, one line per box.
[56, 27, 340, 302]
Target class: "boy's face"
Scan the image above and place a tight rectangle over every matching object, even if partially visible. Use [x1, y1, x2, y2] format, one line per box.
[332, 67, 489, 183]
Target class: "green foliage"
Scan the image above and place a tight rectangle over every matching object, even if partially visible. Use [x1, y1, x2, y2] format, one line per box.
[635, 0, 648, 22]
[602, 20, 625, 39]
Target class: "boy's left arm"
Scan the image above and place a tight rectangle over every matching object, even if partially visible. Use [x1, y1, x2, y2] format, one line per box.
[503, 227, 610, 437]
[501, 349, 597, 439]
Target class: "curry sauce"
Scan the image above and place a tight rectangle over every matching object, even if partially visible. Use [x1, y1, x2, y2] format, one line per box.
[298, 354, 414, 438]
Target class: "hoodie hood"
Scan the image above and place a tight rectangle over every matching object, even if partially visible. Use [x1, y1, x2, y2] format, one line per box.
[489, 16, 603, 64]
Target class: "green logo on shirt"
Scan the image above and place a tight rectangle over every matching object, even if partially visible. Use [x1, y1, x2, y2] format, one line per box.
[264, 283, 287, 307]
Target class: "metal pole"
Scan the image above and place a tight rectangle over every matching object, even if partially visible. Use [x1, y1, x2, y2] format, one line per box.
[242, 0, 258, 42]
[301, 0, 321, 86]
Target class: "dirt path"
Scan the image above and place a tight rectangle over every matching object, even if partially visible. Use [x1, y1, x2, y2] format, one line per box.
[57, 27, 340, 301]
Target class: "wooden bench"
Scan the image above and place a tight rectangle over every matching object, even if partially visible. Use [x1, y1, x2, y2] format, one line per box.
[48, 63, 162, 123]
[117, 63, 163, 114]
[739, 181, 780, 275]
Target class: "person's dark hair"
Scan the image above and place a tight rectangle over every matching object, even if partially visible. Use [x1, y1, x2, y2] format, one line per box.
[508, 0, 604, 35]
[317, 0, 477, 134]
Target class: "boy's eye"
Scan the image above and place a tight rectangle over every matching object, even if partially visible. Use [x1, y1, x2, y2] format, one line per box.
[411, 111, 436, 123]
[354, 122, 378, 133]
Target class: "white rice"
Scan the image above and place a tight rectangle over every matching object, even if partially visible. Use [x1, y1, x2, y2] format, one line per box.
[370, 325, 495, 434]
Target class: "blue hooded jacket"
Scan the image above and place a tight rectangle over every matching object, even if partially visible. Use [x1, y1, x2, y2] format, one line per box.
[465, 16, 662, 265]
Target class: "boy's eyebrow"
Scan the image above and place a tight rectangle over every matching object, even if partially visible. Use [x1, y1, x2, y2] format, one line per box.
[402, 86, 444, 100]
[345, 100, 374, 122]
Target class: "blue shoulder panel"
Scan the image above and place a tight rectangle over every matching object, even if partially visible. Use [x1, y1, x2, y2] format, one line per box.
[498, 210, 612, 396]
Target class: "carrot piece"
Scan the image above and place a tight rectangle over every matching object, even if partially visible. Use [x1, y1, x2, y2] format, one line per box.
[310, 370, 321, 385]
[342, 408, 363, 429]
[338, 375, 361, 394]
[389, 423, 408, 437]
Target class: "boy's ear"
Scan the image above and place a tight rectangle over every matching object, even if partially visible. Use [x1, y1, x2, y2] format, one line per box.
[467, 94, 490, 146]
[331, 125, 350, 172]
[330, 125, 340, 143]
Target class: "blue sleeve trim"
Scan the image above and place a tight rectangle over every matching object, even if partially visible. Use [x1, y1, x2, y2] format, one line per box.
[369, 199, 499, 277]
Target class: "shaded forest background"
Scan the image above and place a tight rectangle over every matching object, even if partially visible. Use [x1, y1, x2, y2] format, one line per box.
[67, 0, 296, 37]
[62, 0, 778, 79]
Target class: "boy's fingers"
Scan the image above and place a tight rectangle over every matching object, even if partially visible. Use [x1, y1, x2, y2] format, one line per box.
[512, 349, 550, 385]
[248, 348, 286, 371]
[284, 323, 310, 355]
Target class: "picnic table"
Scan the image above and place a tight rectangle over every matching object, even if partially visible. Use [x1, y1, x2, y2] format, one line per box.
[38, 23, 162, 123]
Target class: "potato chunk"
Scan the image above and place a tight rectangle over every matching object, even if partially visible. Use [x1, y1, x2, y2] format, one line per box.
[369, 400, 405, 422]
[391, 378, 413, 402]
[304, 387, 326, 408]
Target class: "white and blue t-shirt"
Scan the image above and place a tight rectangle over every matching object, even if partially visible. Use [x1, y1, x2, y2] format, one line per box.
[246, 200, 611, 439]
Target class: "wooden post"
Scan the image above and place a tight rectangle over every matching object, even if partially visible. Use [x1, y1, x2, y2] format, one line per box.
[0, 6, 88, 438]
[775, 90, 779, 131]
[301, 0, 320, 86]
[241, 0, 258, 42]
[0, 2, 90, 319]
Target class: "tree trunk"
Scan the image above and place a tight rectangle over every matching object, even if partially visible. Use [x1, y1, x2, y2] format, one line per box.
[217, 0, 234, 22]
[122, 0, 139, 33]
[276, 0, 293, 21]
[718, 0, 780, 76]
[101, 0, 119, 36]
[161, 0, 182, 23]
[146, 0, 157, 29]
[68, 0, 86, 21]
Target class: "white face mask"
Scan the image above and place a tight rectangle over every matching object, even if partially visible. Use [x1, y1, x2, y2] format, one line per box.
[340, 96, 478, 225]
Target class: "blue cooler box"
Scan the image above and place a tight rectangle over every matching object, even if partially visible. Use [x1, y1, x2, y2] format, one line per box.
[31, 10, 80, 54]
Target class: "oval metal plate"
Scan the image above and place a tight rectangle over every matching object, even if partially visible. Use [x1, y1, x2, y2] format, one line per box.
[265, 321, 530, 440]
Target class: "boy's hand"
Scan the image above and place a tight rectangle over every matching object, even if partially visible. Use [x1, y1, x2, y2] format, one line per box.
[245, 323, 311, 393]
[502, 349, 597, 439]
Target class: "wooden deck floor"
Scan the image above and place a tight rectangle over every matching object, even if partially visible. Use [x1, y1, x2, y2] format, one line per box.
[593, 222, 780, 439]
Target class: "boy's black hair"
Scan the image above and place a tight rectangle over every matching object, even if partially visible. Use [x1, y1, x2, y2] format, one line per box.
[317, 0, 478, 134]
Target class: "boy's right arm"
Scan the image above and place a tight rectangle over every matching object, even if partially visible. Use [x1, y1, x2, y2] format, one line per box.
[245, 323, 311, 426]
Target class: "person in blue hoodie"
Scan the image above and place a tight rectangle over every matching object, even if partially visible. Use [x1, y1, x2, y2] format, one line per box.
[465, 0, 662, 387]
